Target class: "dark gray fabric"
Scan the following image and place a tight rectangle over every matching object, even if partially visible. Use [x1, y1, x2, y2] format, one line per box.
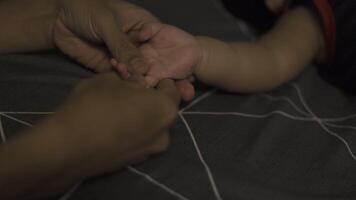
[0, 0, 355, 199]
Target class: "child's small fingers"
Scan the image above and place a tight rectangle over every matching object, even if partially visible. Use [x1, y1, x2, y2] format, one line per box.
[127, 23, 157, 44]
[145, 22, 164, 35]
[129, 22, 164, 44]
[188, 76, 195, 83]
[145, 76, 160, 88]
[175, 80, 195, 102]
[138, 25, 154, 42]
[127, 30, 143, 45]
[115, 63, 131, 79]
[139, 22, 162, 41]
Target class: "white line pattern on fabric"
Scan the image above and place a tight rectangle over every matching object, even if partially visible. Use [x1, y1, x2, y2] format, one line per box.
[0, 113, 33, 127]
[183, 111, 314, 121]
[0, 112, 190, 200]
[127, 167, 191, 200]
[259, 94, 310, 116]
[58, 182, 82, 200]
[0, 111, 54, 115]
[180, 89, 217, 112]
[179, 113, 224, 200]
[1, 83, 355, 200]
[325, 122, 356, 131]
[322, 114, 356, 122]
[0, 117, 6, 143]
[291, 83, 356, 160]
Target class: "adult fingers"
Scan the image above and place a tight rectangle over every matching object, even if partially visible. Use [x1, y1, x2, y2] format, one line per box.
[148, 132, 170, 154]
[156, 79, 181, 105]
[54, 19, 113, 72]
[126, 131, 170, 166]
[127, 22, 163, 44]
[95, 13, 148, 75]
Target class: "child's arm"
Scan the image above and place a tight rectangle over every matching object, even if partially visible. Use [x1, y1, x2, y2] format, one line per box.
[195, 7, 324, 92]
[126, 7, 324, 94]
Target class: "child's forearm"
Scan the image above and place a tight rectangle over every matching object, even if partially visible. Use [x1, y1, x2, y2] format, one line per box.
[194, 7, 324, 93]
[195, 37, 286, 92]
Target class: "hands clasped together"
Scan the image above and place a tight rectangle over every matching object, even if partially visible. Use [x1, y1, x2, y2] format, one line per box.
[0, 0, 204, 198]
[53, 0, 202, 101]
[52, 0, 203, 172]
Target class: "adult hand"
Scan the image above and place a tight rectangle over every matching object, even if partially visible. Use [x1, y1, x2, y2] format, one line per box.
[53, 0, 159, 74]
[0, 73, 181, 199]
[57, 73, 180, 174]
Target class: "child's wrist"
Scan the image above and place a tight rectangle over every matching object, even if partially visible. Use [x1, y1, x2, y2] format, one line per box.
[194, 36, 210, 78]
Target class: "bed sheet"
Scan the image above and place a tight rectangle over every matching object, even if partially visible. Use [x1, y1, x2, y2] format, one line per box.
[0, 0, 355, 199]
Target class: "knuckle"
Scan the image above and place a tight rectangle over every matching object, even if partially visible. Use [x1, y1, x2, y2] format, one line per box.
[151, 134, 170, 153]
[71, 73, 119, 95]
[73, 79, 91, 93]
[158, 97, 179, 124]
[94, 10, 113, 22]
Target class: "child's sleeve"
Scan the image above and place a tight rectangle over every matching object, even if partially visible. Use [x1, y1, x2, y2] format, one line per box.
[292, 0, 356, 93]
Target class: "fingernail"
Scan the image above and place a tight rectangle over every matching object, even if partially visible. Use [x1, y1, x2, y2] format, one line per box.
[124, 72, 131, 79]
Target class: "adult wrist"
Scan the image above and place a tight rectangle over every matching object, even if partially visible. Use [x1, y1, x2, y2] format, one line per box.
[35, 0, 61, 50]
[0, 0, 61, 54]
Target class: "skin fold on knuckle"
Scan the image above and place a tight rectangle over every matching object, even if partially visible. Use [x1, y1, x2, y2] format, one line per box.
[131, 93, 177, 132]
[157, 95, 179, 126]
[71, 79, 92, 95]
[150, 134, 170, 153]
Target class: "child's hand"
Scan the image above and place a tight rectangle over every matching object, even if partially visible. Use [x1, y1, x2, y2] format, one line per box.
[113, 23, 202, 87]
